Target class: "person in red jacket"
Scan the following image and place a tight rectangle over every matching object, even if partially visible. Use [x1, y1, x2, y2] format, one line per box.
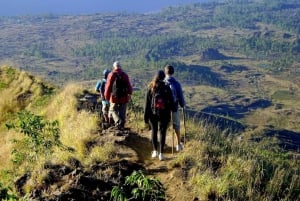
[104, 61, 132, 130]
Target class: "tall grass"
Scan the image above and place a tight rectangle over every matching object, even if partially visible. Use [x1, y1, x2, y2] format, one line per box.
[0, 66, 55, 176]
[44, 83, 99, 162]
[126, 98, 300, 200]
[1, 66, 299, 200]
[177, 116, 300, 201]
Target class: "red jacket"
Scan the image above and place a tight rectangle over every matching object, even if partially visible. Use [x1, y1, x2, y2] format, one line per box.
[104, 68, 132, 104]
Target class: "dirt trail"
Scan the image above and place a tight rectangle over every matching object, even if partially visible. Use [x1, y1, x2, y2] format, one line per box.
[78, 95, 195, 200]
[107, 125, 195, 201]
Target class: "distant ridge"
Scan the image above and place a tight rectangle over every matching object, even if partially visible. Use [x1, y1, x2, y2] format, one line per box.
[0, 0, 207, 16]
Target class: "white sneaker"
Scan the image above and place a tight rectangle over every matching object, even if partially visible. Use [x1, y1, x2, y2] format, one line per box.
[151, 150, 158, 158]
[176, 144, 183, 152]
[159, 153, 165, 161]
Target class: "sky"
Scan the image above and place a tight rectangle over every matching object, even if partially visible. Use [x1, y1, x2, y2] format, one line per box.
[0, 0, 207, 16]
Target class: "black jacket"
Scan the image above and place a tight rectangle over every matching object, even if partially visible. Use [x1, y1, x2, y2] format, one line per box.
[144, 81, 175, 124]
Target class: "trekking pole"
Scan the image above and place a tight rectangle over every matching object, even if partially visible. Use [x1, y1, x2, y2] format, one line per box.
[182, 107, 186, 145]
[172, 129, 175, 155]
[171, 114, 174, 155]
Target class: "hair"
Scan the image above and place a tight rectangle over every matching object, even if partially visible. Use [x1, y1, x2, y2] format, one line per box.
[113, 61, 121, 68]
[148, 70, 165, 94]
[164, 64, 174, 75]
[103, 69, 110, 79]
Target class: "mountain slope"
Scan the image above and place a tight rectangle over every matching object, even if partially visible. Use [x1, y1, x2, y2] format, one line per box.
[0, 67, 299, 201]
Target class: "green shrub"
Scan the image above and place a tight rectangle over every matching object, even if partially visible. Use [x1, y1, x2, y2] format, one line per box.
[111, 170, 165, 201]
[0, 181, 17, 201]
[6, 110, 73, 166]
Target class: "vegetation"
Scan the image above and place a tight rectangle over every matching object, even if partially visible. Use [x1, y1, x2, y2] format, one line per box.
[0, 68, 299, 200]
[6, 110, 72, 167]
[0, 0, 300, 200]
[0, 0, 299, 85]
[0, 181, 18, 201]
[111, 170, 165, 201]
[177, 120, 300, 200]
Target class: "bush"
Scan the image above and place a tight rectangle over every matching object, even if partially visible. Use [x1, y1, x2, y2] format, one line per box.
[111, 170, 166, 201]
[6, 110, 73, 166]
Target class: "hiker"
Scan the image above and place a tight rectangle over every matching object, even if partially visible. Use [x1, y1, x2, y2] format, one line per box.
[144, 70, 175, 161]
[104, 61, 132, 130]
[164, 64, 185, 152]
[95, 69, 112, 128]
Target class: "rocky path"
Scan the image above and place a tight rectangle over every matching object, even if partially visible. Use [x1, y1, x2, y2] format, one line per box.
[107, 125, 194, 201]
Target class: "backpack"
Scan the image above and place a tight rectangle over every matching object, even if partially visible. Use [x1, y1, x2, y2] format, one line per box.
[165, 80, 178, 104]
[112, 72, 128, 98]
[100, 79, 106, 96]
[95, 80, 101, 92]
[151, 87, 169, 116]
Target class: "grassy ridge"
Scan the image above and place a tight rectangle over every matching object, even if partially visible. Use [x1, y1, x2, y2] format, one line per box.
[0, 66, 299, 200]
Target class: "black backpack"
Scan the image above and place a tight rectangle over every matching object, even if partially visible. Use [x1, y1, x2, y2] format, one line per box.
[151, 86, 169, 116]
[112, 72, 128, 98]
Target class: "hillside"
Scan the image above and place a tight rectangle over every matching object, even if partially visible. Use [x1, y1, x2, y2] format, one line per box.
[1, 66, 299, 201]
[0, 66, 204, 200]
[0, 0, 300, 133]
[0, 0, 300, 200]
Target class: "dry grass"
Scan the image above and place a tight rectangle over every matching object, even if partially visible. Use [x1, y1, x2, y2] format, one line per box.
[84, 143, 117, 166]
[1, 66, 299, 200]
[0, 70, 100, 181]
[0, 66, 48, 173]
[166, 115, 300, 201]
[0, 130, 15, 171]
[44, 83, 99, 161]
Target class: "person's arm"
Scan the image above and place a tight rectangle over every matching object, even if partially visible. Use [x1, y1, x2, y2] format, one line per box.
[100, 80, 105, 99]
[125, 73, 133, 95]
[104, 72, 114, 101]
[177, 82, 185, 108]
[144, 89, 151, 124]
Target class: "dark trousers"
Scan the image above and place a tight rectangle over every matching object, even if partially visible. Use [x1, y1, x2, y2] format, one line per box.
[149, 113, 170, 154]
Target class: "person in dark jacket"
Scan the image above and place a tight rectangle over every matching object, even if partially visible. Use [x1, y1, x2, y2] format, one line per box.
[104, 61, 132, 130]
[164, 64, 185, 152]
[144, 70, 174, 161]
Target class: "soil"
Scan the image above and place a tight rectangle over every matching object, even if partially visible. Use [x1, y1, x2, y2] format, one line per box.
[105, 125, 195, 201]
[15, 122, 196, 201]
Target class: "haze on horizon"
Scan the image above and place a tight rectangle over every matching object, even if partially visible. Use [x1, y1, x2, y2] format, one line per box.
[0, 0, 207, 16]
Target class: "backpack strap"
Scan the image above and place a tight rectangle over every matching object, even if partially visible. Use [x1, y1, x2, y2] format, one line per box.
[165, 79, 177, 103]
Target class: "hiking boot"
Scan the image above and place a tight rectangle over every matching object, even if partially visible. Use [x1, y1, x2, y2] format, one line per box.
[176, 144, 183, 152]
[102, 122, 109, 130]
[111, 124, 124, 131]
[151, 150, 158, 158]
[159, 153, 165, 161]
